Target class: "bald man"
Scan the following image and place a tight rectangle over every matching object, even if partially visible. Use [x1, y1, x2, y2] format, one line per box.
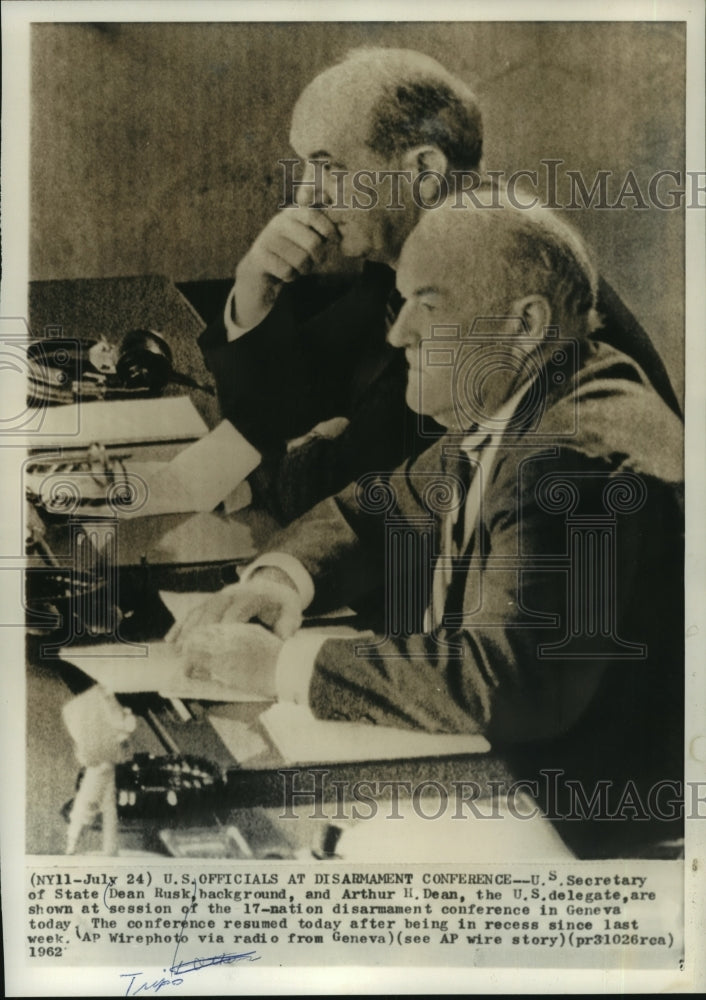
[180, 197, 684, 857]
[198, 49, 483, 523]
[199, 47, 679, 525]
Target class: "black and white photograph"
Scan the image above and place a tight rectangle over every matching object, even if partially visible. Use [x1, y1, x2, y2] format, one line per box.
[1, 0, 704, 995]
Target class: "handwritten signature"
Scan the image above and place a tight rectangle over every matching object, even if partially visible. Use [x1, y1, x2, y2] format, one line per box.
[120, 951, 260, 995]
[119, 881, 260, 995]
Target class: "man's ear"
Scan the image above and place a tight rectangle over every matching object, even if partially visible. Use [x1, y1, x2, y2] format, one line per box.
[400, 145, 449, 199]
[508, 295, 552, 338]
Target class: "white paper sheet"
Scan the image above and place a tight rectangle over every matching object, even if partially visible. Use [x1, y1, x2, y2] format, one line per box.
[117, 420, 261, 517]
[59, 642, 262, 702]
[164, 419, 260, 511]
[32, 395, 207, 449]
[259, 702, 490, 764]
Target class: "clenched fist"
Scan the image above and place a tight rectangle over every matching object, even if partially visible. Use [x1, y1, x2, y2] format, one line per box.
[233, 207, 340, 330]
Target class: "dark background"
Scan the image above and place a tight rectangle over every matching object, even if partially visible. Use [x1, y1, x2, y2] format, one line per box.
[30, 21, 685, 402]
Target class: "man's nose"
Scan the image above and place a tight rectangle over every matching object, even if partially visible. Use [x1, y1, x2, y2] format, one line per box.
[386, 304, 416, 349]
[295, 161, 332, 208]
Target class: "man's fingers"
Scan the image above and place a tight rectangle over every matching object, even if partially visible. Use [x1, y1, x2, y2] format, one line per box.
[239, 596, 300, 639]
[256, 248, 300, 284]
[243, 209, 339, 292]
[220, 593, 275, 629]
[171, 579, 303, 652]
[272, 603, 303, 640]
[252, 594, 301, 639]
[192, 591, 238, 628]
[264, 233, 318, 276]
[298, 208, 340, 242]
[169, 586, 252, 647]
[280, 219, 328, 257]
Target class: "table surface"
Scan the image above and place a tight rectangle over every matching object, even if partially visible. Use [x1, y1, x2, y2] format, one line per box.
[29, 275, 221, 429]
[25, 275, 562, 863]
[26, 649, 521, 860]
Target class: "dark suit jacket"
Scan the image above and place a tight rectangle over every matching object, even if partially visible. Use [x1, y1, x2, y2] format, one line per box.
[198, 263, 437, 522]
[266, 337, 684, 856]
[199, 266, 680, 525]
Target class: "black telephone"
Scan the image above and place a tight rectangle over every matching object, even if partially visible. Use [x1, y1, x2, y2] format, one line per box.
[27, 329, 214, 405]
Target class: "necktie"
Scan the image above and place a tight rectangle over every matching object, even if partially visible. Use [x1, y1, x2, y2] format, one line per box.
[425, 374, 539, 631]
[427, 438, 489, 631]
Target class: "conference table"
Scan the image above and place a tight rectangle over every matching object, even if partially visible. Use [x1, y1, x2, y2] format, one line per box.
[24, 275, 567, 863]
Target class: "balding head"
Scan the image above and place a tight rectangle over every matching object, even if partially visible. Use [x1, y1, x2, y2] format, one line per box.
[288, 48, 484, 264]
[402, 194, 599, 338]
[293, 47, 483, 175]
[390, 194, 599, 428]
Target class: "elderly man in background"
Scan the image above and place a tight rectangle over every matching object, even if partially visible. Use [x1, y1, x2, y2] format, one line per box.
[179, 197, 684, 857]
[199, 48, 482, 522]
[199, 47, 679, 524]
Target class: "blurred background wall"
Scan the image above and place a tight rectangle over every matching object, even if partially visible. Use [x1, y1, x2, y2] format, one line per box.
[30, 21, 685, 399]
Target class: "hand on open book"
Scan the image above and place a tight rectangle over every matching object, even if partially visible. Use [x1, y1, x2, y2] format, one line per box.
[168, 567, 303, 644]
[178, 622, 282, 699]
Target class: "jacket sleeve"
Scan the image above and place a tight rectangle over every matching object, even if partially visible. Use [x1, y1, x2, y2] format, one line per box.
[198, 286, 341, 452]
[248, 355, 421, 523]
[595, 277, 681, 418]
[197, 269, 392, 455]
[299, 447, 680, 743]
[258, 438, 447, 613]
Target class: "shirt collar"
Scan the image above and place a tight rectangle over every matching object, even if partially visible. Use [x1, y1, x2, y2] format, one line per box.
[459, 375, 538, 456]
